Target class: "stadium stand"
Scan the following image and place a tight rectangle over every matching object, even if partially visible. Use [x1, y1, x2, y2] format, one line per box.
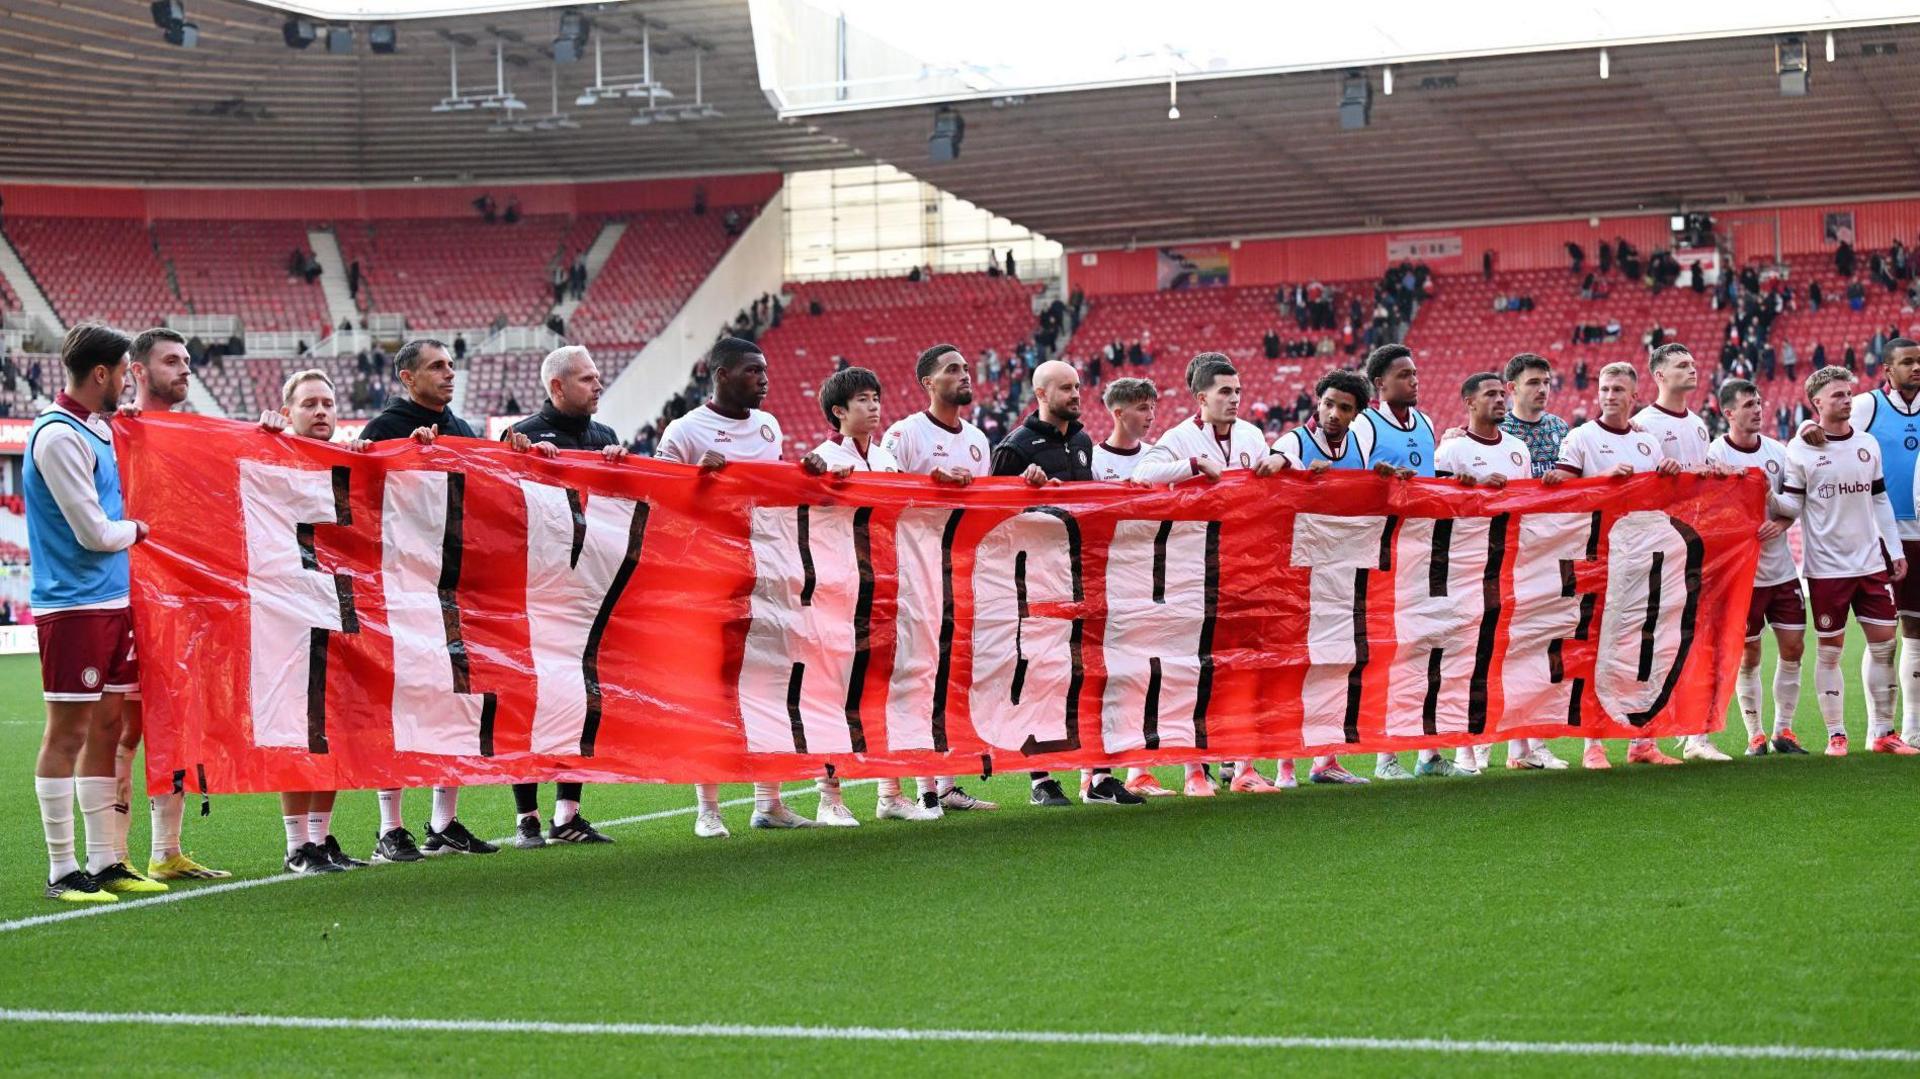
[567, 211, 748, 351]
[152, 219, 332, 334]
[751, 273, 1042, 455]
[3, 217, 177, 329]
[334, 215, 586, 330]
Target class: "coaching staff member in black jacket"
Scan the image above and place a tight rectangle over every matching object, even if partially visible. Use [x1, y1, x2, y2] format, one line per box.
[501, 345, 628, 849]
[989, 359, 1143, 809]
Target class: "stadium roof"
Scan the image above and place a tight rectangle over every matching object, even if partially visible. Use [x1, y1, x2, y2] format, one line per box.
[760, 2, 1920, 248]
[0, 0, 860, 186]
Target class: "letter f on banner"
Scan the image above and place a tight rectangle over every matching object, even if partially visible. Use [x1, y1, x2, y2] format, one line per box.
[383, 471, 496, 756]
[240, 462, 357, 752]
[521, 481, 648, 756]
[970, 508, 1085, 754]
[1292, 513, 1395, 747]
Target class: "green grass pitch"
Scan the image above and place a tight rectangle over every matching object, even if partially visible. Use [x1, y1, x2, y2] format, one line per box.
[0, 638, 1916, 1076]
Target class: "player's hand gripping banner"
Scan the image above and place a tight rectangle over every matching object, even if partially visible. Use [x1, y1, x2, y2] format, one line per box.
[120, 415, 1765, 793]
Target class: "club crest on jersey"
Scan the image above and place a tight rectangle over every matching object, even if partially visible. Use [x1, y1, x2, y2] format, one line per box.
[1078, 450, 1088, 465]
[760, 425, 776, 443]
[1239, 452, 1251, 466]
[970, 445, 983, 462]
[1820, 613, 1836, 629]
[1765, 460, 1780, 474]
[1510, 451, 1524, 467]
[81, 667, 101, 689]
[1410, 451, 1423, 466]
[1859, 448, 1872, 463]
[1638, 444, 1652, 456]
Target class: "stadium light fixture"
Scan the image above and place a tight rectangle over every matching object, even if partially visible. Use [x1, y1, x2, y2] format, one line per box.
[1167, 72, 1179, 119]
[1599, 48, 1610, 79]
[1383, 67, 1393, 95]
[369, 22, 396, 55]
[1826, 31, 1836, 63]
[1777, 36, 1809, 96]
[578, 25, 676, 110]
[283, 16, 315, 49]
[151, 1, 196, 47]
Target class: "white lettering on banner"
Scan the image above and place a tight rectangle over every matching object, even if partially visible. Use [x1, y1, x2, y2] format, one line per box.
[886, 509, 959, 753]
[239, 462, 356, 751]
[738, 506, 873, 754]
[520, 481, 649, 757]
[1504, 513, 1599, 731]
[1387, 516, 1507, 739]
[382, 471, 496, 756]
[1596, 511, 1703, 724]
[969, 509, 1084, 753]
[1292, 514, 1393, 747]
[1101, 519, 1217, 752]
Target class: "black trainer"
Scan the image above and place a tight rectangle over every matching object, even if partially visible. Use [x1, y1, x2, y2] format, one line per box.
[548, 815, 612, 844]
[45, 868, 110, 902]
[286, 843, 345, 874]
[372, 826, 425, 864]
[1030, 778, 1072, 807]
[1772, 733, 1811, 755]
[1084, 775, 1146, 805]
[320, 835, 367, 869]
[514, 817, 548, 849]
[424, 819, 498, 855]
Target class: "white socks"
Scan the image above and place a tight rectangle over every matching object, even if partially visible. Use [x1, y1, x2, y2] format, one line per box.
[150, 792, 183, 862]
[430, 786, 458, 832]
[876, 777, 902, 799]
[1736, 663, 1764, 738]
[695, 783, 721, 813]
[554, 799, 579, 826]
[36, 776, 78, 881]
[113, 743, 135, 862]
[915, 777, 940, 799]
[1902, 639, 1920, 740]
[76, 776, 117, 874]
[814, 777, 845, 808]
[1816, 643, 1847, 736]
[308, 809, 332, 843]
[377, 789, 404, 834]
[752, 782, 783, 812]
[283, 814, 308, 855]
[1863, 637, 1898, 738]
[1417, 748, 1443, 763]
[1773, 659, 1801, 736]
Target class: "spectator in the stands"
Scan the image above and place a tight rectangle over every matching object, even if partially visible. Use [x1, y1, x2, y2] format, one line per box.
[505, 392, 522, 414]
[1598, 240, 1613, 276]
[1847, 279, 1867, 311]
[907, 265, 923, 282]
[1836, 240, 1856, 279]
[1780, 340, 1797, 382]
[1574, 358, 1589, 391]
[1845, 344, 1859, 372]
[1688, 261, 1704, 293]
[570, 258, 587, 301]
[552, 264, 567, 306]
[503, 195, 522, 224]
[1005, 249, 1017, 279]
[474, 193, 497, 223]
[1263, 329, 1282, 360]
[1809, 279, 1824, 311]
[452, 334, 467, 361]
[808, 297, 823, 317]
[1482, 250, 1495, 280]
[1775, 405, 1792, 441]
[1812, 341, 1828, 370]
[347, 260, 361, 299]
[722, 208, 743, 236]
[1492, 294, 1508, 313]
[1566, 241, 1584, 275]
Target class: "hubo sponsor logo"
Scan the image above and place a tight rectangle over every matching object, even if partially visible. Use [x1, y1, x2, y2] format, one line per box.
[1816, 480, 1874, 498]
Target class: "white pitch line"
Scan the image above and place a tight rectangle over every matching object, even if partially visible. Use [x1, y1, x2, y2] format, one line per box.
[0, 1008, 1914, 1064]
[0, 780, 872, 936]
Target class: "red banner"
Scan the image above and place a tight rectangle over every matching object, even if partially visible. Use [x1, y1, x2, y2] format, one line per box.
[118, 414, 1764, 794]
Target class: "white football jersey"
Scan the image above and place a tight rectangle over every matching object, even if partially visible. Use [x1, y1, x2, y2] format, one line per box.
[1554, 420, 1664, 476]
[1632, 404, 1711, 467]
[1708, 434, 1799, 587]
[655, 403, 785, 464]
[1134, 416, 1270, 484]
[811, 433, 899, 472]
[1434, 430, 1533, 483]
[881, 410, 991, 477]
[1092, 440, 1149, 481]
[1782, 428, 1901, 579]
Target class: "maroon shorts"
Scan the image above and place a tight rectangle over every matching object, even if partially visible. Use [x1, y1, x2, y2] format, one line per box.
[1807, 573, 1898, 635]
[1897, 540, 1920, 617]
[1745, 581, 1807, 639]
[35, 608, 138, 702]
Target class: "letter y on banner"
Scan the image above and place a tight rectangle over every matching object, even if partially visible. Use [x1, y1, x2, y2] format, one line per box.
[521, 480, 649, 756]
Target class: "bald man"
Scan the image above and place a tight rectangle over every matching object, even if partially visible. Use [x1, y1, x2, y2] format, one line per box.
[989, 360, 1144, 807]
